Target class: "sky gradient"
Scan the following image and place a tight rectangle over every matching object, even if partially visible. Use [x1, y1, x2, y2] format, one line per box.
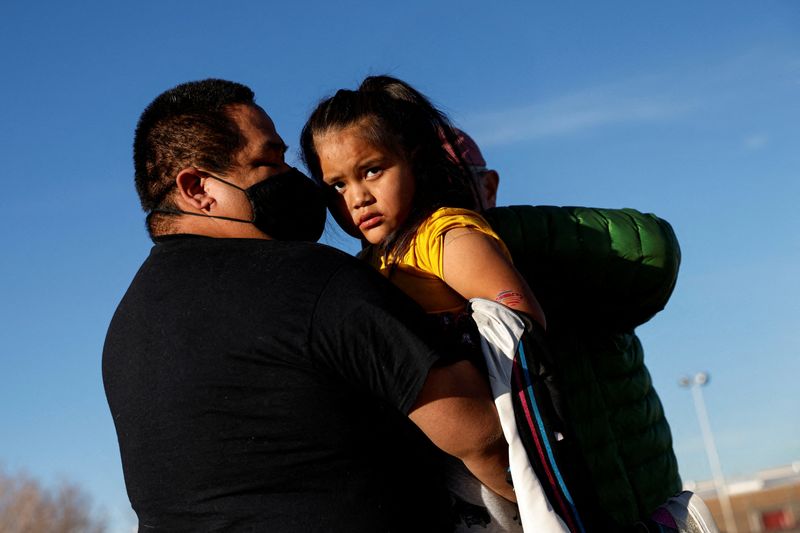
[1, 1, 798, 530]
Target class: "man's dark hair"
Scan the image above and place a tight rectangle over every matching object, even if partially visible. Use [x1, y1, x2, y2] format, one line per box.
[133, 79, 256, 234]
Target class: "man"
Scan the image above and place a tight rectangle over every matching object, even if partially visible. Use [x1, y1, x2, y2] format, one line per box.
[452, 130, 685, 531]
[103, 79, 513, 532]
[448, 131, 499, 211]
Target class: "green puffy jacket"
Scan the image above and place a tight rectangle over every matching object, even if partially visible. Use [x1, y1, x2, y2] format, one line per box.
[483, 205, 682, 529]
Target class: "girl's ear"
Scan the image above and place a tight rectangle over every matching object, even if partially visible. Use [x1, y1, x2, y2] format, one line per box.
[175, 168, 214, 211]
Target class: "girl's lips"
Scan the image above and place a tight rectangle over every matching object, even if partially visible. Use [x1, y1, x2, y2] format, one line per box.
[358, 213, 383, 230]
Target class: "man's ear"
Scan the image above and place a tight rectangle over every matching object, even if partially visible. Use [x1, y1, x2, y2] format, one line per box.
[481, 170, 499, 209]
[175, 168, 214, 211]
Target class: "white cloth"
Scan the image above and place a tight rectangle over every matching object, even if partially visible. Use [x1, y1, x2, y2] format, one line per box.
[470, 298, 569, 533]
[444, 454, 522, 532]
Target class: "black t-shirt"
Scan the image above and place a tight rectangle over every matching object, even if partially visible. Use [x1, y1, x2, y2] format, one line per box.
[102, 235, 453, 532]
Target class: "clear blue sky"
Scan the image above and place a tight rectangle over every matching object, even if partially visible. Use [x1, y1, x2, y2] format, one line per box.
[1, 1, 798, 530]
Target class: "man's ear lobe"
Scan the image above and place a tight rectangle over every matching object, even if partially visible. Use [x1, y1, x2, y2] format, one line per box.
[175, 168, 214, 210]
[482, 170, 499, 209]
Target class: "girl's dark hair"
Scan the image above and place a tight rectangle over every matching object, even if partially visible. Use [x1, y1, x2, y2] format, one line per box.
[300, 75, 479, 263]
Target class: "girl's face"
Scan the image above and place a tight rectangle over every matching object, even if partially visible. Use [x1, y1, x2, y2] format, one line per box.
[315, 125, 415, 245]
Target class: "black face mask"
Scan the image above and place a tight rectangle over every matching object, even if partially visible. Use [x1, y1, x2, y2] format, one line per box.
[154, 167, 327, 242]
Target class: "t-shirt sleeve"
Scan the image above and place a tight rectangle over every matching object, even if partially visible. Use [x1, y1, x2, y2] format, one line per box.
[309, 260, 442, 414]
[415, 208, 512, 279]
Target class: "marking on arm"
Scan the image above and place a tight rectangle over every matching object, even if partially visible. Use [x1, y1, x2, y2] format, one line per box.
[495, 290, 524, 308]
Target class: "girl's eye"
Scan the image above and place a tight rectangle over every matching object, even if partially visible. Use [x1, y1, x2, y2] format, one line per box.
[330, 182, 346, 194]
[365, 167, 383, 179]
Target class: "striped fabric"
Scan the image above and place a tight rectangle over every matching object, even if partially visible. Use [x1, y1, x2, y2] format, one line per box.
[511, 337, 586, 533]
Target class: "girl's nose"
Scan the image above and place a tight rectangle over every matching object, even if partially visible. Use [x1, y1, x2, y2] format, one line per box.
[350, 184, 375, 209]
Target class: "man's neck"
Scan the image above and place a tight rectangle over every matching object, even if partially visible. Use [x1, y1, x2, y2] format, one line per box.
[152, 215, 270, 240]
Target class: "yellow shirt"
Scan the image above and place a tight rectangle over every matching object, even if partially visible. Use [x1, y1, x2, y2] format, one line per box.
[365, 207, 511, 314]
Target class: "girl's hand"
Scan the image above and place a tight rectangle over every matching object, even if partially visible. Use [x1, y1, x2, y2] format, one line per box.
[442, 228, 546, 329]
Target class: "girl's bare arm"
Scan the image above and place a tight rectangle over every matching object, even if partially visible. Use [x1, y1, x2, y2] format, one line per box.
[442, 227, 546, 328]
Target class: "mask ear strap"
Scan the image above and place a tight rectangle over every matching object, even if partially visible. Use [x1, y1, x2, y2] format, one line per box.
[150, 207, 254, 224]
[179, 170, 257, 223]
[201, 172, 248, 193]
[202, 171, 265, 223]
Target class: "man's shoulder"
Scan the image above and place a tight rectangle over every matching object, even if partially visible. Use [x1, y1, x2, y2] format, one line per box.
[152, 235, 356, 264]
[130, 236, 373, 303]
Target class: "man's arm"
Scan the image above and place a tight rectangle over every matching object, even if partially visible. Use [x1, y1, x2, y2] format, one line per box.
[312, 257, 514, 500]
[408, 359, 515, 502]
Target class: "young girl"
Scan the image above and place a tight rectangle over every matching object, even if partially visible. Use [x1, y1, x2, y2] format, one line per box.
[301, 76, 548, 532]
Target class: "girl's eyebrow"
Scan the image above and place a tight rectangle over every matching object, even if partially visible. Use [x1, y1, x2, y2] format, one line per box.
[322, 153, 391, 183]
[356, 156, 388, 171]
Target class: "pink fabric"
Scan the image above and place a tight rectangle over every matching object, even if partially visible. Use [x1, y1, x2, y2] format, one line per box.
[651, 506, 679, 529]
[444, 129, 487, 167]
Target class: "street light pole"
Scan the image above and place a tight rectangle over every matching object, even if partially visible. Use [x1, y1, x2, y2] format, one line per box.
[679, 372, 738, 533]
